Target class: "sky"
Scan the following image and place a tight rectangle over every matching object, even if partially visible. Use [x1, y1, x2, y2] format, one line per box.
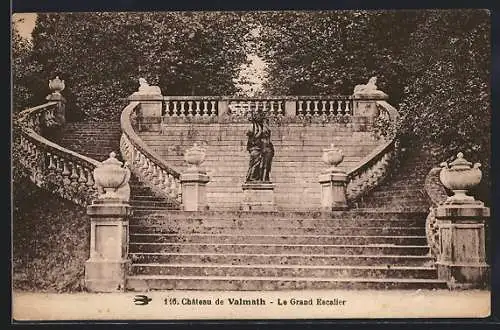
[12, 13, 37, 40]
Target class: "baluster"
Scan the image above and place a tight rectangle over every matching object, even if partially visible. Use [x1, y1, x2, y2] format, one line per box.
[312, 100, 319, 116]
[70, 162, 79, 184]
[47, 152, 56, 171]
[329, 100, 335, 116]
[169, 177, 177, 198]
[210, 100, 217, 117]
[85, 168, 95, 188]
[262, 100, 267, 114]
[269, 101, 275, 116]
[195, 101, 201, 117]
[77, 165, 87, 184]
[345, 100, 351, 116]
[202, 100, 209, 117]
[277, 101, 283, 115]
[172, 102, 178, 117]
[321, 100, 327, 116]
[153, 165, 161, 185]
[336, 100, 343, 116]
[305, 100, 311, 116]
[179, 101, 186, 117]
[297, 100, 304, 116]
[187, 101, 194, 117]
[163, 171, 171, 190]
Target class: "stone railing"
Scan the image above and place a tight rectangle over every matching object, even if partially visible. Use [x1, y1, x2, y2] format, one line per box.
[120, 101, 182, 206]
[15, 100, 101, 207]
[346, 100, 400, 203]
[161, 95, 354, 119]
[424, 166, 449, 257]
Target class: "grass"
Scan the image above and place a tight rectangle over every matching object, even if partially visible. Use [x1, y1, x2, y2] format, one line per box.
[12, 178, 90, 292]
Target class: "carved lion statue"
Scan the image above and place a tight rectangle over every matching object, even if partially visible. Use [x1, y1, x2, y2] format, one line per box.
[353, 76, 379, 94]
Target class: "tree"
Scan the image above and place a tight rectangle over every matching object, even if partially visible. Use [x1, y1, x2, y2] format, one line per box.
[12, 19, 44, 112]
[30, 12, 253, 120]
[255, 10, 490, 202]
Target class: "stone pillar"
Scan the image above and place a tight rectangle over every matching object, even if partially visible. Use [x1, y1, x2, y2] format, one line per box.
[181, 143, 210, 211]
[435, 204, 490, 288]
[217, 100, 229, 118]
[85, 199, 131, 292]
[352, 92, 388, 118]
[284, 100, 297, 117]
[46, 76, 66, 126]
[46, 92, 66, 126]
[241, 183, 276, 211]
[319, 144, 348, 210]
[434, 152, 490, 289]
[319, 172, 348, 211]
[128, 78, 163, 118]
[181, 172, 210, 211]
[85, 152, 132, 292]
[128, 94, 163, 118]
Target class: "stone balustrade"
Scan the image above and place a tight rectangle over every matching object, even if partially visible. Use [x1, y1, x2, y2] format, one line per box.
[424, 166, 449, 257]
[345, 101, 399, 203]
[16, 94, 101, 207]
[120, 101, 182, 205]
[151, 95, 357, 120]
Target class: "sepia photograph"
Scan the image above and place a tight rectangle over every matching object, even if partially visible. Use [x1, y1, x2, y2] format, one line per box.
[11, 9, 492, 321]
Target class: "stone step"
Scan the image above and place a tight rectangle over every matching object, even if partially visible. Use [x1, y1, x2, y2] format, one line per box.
[126, 275, 447, 291]
[132, 218, 426, 229]
[130, 200, 178, 208]
[130, 263, 437, 279]
[129, 225, 425, 236]
[129, 242, 430, 255]
[130, 210, 428, 220]
[129, 233, 427, 245]
[129, 252, 434, 267]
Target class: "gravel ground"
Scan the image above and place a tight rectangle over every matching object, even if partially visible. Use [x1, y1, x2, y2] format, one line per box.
[12, 289, 490, 321]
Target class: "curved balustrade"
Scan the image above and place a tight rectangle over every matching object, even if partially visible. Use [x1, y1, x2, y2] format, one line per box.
[346, 100, 400, 202]
[424, 166, 449, 257]
[15, 102, 101, 207]
[120, 102, 182, 205]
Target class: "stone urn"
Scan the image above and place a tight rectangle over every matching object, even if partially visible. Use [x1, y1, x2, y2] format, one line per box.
[49, 76, 65, 94]
[93, 152, 131, 200]
[184, 143, 206, 172]
[439, 152, 482, 204]
[322, 143, 344, 173]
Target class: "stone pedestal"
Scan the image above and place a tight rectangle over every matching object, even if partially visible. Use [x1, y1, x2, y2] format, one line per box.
[352, 92, 388, 118]
[181, 171, 210, 211]
[128, 94, 163, 118]
[241, 182, 276, 211]
[46, 93, 66, 126]
[435, 203, 490, 289]
[85, 199, 131, 292]
[318, 171, 348, 211]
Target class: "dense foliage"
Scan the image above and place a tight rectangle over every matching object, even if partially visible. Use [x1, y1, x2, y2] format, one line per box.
[29, 12, 252, 120]
[12, 20, 44, 112]
[256, 10, 490, 202]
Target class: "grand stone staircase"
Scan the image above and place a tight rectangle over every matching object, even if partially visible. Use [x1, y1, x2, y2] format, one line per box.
[56, 120, 447, 290]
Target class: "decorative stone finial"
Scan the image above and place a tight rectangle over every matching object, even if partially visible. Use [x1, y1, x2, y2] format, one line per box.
[184, 143, 206, 173]
[93, 152, 131, 201]
[49, 76, 65, 94]
[439, 152, 482, 205]
[322, 143, 344, 173]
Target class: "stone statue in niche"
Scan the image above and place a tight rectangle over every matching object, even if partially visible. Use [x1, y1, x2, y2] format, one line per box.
[245, 111, 274, 182]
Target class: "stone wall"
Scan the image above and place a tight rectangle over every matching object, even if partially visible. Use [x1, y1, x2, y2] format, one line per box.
[139, 119, 382, 210]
